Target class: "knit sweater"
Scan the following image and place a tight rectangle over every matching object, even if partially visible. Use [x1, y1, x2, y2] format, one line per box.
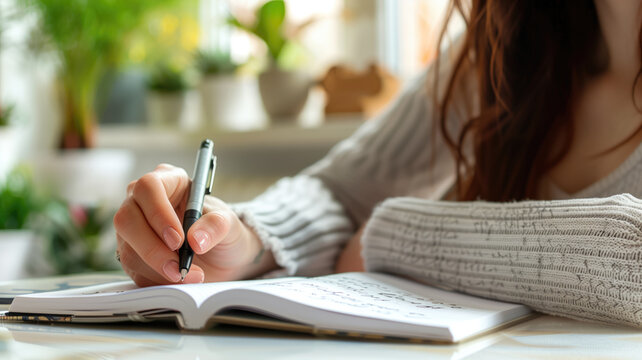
[233, 63, 642, 327]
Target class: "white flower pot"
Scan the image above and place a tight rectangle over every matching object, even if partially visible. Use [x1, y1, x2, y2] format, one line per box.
[33, 149, 134, 209]
[0, 230, 36, 281]
[199, 75, 265, 130]
[146, 91, 187, 128]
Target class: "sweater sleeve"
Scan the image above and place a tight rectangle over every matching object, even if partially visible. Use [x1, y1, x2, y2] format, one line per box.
[362, 194, 642, 327]
[232, 55, 470, 275]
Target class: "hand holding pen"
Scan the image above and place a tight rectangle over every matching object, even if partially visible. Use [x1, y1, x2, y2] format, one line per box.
[113, 140, 276, 287]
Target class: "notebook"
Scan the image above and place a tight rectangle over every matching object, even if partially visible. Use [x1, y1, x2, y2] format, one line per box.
[4, 272, 532, 343]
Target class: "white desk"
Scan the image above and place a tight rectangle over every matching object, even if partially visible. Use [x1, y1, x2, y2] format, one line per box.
[1, 315, 640, 359]
[1, 274, 640, 359]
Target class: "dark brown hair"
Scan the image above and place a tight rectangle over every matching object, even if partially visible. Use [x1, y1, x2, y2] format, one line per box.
[436, 0, 642, 201]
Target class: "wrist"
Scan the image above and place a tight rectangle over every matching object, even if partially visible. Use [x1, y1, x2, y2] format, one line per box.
[238, 224, 277, 279]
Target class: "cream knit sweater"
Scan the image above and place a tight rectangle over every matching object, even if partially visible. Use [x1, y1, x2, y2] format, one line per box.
[233, 65, 642, 327]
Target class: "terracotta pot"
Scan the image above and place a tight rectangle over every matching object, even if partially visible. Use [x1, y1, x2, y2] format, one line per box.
[258, 66, 311, 121]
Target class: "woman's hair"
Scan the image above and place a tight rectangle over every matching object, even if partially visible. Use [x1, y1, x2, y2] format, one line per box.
[436, 0, 642, 201]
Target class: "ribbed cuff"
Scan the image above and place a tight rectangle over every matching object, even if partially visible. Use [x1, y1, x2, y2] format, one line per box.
[362, 194, 642, 327]
[232, 175, 355, 276]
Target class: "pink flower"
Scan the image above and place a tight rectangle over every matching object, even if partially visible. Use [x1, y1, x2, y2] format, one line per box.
[69, 204, 88, 228]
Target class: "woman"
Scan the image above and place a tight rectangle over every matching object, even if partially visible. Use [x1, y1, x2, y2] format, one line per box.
[114, 0, 642, 327]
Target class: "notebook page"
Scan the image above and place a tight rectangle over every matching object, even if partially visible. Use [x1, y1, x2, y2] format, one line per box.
[165, 278, 296, 307]
[239, 273, 530, 334]
[10, 277, 299, 315]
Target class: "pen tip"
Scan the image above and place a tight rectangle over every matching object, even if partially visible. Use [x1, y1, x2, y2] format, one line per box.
[180, 269, 187, 282]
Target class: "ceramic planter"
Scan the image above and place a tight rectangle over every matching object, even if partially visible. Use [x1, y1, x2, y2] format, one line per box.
[258, 66, 311, 121]
[0, 230, 36, 281]
[199, 75, 264, 130]
[33, 149, 134, 209]
[145, 91, 187, 128]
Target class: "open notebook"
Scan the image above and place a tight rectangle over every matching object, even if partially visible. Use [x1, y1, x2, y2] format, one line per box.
[5, 272, 532, 343]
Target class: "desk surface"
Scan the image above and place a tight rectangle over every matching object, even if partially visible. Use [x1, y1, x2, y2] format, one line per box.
[1, 274, 640, 359]
[1, 315, 640, 359]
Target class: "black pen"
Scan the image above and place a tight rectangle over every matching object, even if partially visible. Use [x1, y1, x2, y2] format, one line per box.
[179, 139, 216, 281]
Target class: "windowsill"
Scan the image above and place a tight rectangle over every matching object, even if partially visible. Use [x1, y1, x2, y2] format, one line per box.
[96, 114, 364, 151]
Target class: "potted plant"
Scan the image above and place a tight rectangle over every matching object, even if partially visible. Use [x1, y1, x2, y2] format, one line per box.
[145, 63, 190, 128]
[229, 0, 313, 121]
[0, 167, 42, 281]
[21, 0, 177, 148]
[35, 201, 119, 275]
[195, 50, 243, 129]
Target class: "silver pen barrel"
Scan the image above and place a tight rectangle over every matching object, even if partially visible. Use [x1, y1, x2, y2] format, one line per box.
[186, 140, 214, 211]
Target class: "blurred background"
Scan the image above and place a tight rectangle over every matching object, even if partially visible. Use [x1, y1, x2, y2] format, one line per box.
[0, 0, 462, 280]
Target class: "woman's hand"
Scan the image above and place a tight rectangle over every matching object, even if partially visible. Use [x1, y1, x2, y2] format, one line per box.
[114, 164, 276, 287]
[335, 223, 366, 273]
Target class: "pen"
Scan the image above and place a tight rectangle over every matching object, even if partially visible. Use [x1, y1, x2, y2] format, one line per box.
[179, 139, 216, 281]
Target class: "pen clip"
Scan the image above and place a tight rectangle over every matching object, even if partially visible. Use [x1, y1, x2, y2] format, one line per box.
[205, 156, 216, 195]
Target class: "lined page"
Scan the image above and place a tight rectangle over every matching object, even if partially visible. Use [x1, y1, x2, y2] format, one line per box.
[11, 278, 298, 314]
[242, 273, 530, 329]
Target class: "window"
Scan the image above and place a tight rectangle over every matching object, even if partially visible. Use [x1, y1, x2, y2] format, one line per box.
[199, 0, 460, 79]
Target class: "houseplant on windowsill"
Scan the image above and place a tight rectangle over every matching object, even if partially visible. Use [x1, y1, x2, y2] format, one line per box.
[19, 0, 168, 219]
[21, 0, 178, 148]
[195, 50, 244, 129]
[228, 0, 314, 121]
[145, 63, 190, 128]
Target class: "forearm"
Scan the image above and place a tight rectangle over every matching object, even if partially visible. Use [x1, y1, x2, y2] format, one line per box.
[362, 194, 642, 327]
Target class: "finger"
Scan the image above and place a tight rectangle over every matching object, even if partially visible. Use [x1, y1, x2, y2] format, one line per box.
[153, 164, 191, 205]
[126, 180, 136, 197]
[187, 210, 233, 255]
[118, 246, 157, 287]
[131, 169, 189, 251]
[117, 235, 169, 285]
[126, 163, 179, 197]
[114, 198, 183, 283]
[118, 236, 204, 285]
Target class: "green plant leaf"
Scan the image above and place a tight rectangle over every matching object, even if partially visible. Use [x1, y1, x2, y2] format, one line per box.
[255, 0, 286, 60]
[0, 104, 14, 126]
[0, 166, 42, 230]
[226, 17, 253, 34]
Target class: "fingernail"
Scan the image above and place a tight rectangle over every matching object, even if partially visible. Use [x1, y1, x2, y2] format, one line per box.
[193, 230, 210, 252]
[163, 227, 182, 250]
[187, 270, 205, 284]
[163, 260, 181, 282]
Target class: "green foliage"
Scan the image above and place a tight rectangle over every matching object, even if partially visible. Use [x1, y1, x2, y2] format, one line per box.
[0, 105, 14, 126]
[228, 0, 287, 61]
[194, 50, 238, 76]
[19, 0, 179, 147]
[147, 63, 189, 93]
[0, 167, 42, 230]
[22, 0, 179, 68]
[0, 165, 117, 274]
[39, 202, 118, 274]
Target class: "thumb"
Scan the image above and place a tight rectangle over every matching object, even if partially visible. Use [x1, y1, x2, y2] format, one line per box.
[187, 211, 232, 254]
